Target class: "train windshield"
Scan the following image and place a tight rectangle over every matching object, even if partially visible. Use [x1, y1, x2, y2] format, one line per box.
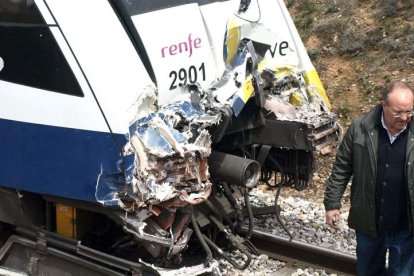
[0, 0, 45, 24]
[120, 0, 229, 15]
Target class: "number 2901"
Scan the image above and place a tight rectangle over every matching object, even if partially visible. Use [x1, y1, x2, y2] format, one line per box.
[169, 63, 205, 90]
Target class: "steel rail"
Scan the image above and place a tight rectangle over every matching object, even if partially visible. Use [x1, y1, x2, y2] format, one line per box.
[246, 228, 357, 275]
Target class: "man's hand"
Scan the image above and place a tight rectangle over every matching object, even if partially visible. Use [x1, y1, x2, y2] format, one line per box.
[326, 209, 341, 227]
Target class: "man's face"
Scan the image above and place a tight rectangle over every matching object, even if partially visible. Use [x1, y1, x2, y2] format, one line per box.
[382, 87, 414, 134]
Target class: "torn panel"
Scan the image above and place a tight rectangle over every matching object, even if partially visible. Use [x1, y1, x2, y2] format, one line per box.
[97, 91, 222, 211]
[222, 12, 335, 125]
[261, 68, 336, 126]
[213, 41, 258, 116]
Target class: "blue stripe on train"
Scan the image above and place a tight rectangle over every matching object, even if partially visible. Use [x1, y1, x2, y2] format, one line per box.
[0, 118, 126, 202]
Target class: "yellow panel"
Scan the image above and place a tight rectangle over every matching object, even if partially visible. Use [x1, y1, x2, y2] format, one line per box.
[242, 75, 254, 101]
[304, 69, 331, 110]
[275, 67, 294, 78]
[224, 19, 240, 63]
[289, 91, 303, 106]
[257, 61, 295, 76]
[56, 203, 76, 238]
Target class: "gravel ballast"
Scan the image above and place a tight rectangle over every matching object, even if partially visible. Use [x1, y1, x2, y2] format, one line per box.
[217, 185, 355, 275]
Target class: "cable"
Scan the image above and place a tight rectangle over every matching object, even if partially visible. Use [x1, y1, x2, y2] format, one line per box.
[203, 198, 235, 232]
[233, 0, 261, 23]
[222, 182, 243, 230]
[268, 155, 294, 240]
[190, 206, 213, 264]
[243, 187, 254, 240]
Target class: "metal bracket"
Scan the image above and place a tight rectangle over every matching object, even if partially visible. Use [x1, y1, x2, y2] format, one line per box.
[36, 232, 47, 253]
[253, 144, 272, 167]
[27, 256, 39, 276]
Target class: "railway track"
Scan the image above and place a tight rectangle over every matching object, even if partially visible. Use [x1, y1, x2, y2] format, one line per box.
[0, 218, 357, 275]
[246, 227, 357, 275]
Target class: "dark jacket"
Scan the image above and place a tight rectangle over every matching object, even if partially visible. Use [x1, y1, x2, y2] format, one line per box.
[324, 105, 414, 237]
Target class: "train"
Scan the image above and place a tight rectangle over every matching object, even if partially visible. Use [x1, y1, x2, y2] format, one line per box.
[0, 0, 339, 275]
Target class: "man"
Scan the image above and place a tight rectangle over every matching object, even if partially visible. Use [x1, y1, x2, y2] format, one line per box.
[324, 81, 414, 275]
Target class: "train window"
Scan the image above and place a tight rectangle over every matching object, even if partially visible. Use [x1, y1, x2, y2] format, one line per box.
[0, 1, 84, 97]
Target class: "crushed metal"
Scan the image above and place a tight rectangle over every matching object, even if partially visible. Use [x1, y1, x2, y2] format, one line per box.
[95, 18, 335, 222]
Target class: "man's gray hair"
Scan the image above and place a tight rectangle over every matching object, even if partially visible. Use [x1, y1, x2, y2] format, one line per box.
[382, 81, 414, 101]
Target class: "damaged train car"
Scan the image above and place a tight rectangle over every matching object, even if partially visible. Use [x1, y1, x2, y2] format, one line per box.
[0, 0, 339, 274]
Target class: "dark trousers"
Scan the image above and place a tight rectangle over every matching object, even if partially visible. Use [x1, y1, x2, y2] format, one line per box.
[356, 230, 414, 276]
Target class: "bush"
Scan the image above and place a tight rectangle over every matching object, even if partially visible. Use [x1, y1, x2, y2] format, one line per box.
[380, 0, 397, 17]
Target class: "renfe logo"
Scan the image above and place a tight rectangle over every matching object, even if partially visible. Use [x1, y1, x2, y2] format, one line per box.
[161, 34, 201, 58]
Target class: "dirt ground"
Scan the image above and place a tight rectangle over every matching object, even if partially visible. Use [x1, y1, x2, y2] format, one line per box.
[272, 0, 414, 205]
[287, 0, 414, 123]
